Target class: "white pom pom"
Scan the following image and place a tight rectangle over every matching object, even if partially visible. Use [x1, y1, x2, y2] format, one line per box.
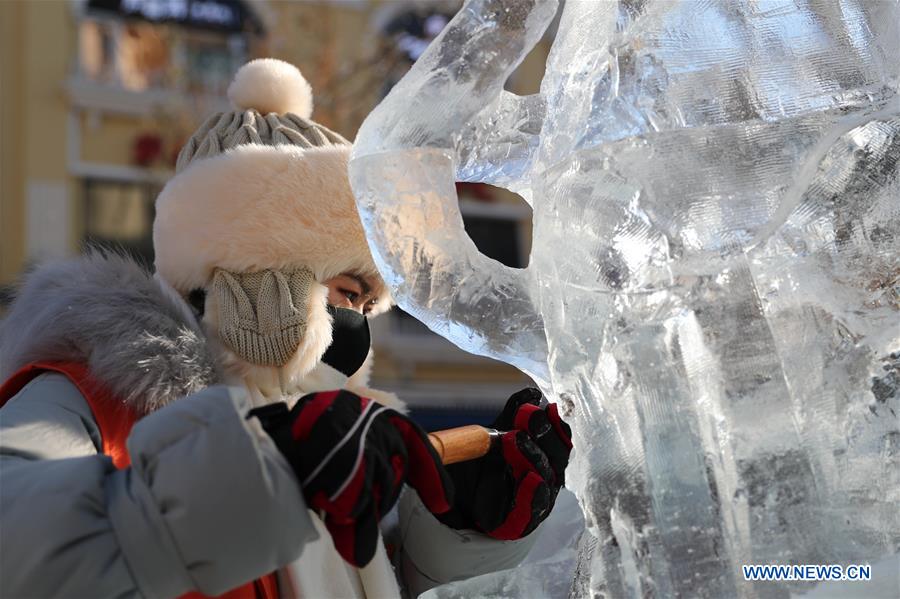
[227, 59, 313, 118]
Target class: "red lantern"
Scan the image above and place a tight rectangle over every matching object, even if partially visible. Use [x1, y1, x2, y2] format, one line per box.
[133, 133, 163, 167]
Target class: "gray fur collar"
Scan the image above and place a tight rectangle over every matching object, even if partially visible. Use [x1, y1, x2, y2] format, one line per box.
[0, 252, 220, 414]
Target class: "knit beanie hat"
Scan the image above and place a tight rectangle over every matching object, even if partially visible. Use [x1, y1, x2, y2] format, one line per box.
[175, 59, 349, 171]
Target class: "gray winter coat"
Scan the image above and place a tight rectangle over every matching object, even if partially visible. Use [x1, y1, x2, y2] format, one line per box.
[0, 254, 537, 598]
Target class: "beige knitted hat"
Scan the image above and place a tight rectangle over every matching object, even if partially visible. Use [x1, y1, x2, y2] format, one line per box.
[175, 58, 349, 172]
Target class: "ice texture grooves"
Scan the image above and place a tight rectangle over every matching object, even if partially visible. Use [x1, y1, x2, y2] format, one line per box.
[350, 0, 900, 596]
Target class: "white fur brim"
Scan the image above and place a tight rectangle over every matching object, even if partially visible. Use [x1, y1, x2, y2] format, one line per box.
[153, 144, 390, 311]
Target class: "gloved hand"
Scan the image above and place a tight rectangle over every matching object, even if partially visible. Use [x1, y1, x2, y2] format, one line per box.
[437, 388, 572, 540]
[250, 390, 453, 567]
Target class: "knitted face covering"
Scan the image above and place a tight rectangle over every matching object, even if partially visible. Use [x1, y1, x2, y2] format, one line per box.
[211, 267, 316, 367]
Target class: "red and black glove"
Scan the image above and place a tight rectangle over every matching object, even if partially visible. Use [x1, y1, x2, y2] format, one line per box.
[437, 388, 572, 540]
[250, 390, 453, 567]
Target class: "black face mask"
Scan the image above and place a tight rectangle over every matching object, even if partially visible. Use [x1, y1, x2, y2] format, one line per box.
[322, 305, 371, 377]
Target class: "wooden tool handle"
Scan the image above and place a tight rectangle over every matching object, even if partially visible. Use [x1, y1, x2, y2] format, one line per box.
[428, 425, 494, 465]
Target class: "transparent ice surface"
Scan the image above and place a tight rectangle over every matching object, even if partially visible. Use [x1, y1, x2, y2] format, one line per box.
[349, 0, 900, 596]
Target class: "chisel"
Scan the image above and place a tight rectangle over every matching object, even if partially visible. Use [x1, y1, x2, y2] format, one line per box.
[428, 425, 501, 465]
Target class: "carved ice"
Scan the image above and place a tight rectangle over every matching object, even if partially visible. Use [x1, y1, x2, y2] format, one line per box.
[349, 0, 900, 596]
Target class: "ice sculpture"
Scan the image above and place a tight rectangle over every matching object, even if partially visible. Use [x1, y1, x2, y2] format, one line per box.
[349, 0, 900, 596]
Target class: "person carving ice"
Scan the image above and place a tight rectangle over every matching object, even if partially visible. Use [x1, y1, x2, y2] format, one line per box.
[0, 59, 571, 598]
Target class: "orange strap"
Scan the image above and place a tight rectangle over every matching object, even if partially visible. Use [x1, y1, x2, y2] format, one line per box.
[0, 361, 137, 468]
[1, 362, 280, 599]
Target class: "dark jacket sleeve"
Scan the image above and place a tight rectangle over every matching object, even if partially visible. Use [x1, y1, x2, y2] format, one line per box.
[0, 373, 318, 598]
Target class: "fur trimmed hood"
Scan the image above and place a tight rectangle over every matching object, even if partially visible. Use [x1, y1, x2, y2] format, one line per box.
[0, 252, 405, 414]
[0, 252, 220, 415]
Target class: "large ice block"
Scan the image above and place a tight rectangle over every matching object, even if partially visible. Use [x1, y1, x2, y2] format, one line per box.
[350, 0, 900, 596]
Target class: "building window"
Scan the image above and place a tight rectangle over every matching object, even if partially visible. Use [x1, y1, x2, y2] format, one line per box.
[83, 179, 159, 263]
[183, 33, 246, 96]
[118, 22, 171, 90]
[79, 19, 118, 84]
[77, 8, 251, 96]
[462, 214, 526, 268]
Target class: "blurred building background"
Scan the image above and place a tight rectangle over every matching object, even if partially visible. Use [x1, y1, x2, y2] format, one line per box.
[0, 0, 552, 429]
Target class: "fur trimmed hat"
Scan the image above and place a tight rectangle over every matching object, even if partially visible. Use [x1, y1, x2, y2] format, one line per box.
[152, 59, 395, 404]
[153, 59, 390, 309]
